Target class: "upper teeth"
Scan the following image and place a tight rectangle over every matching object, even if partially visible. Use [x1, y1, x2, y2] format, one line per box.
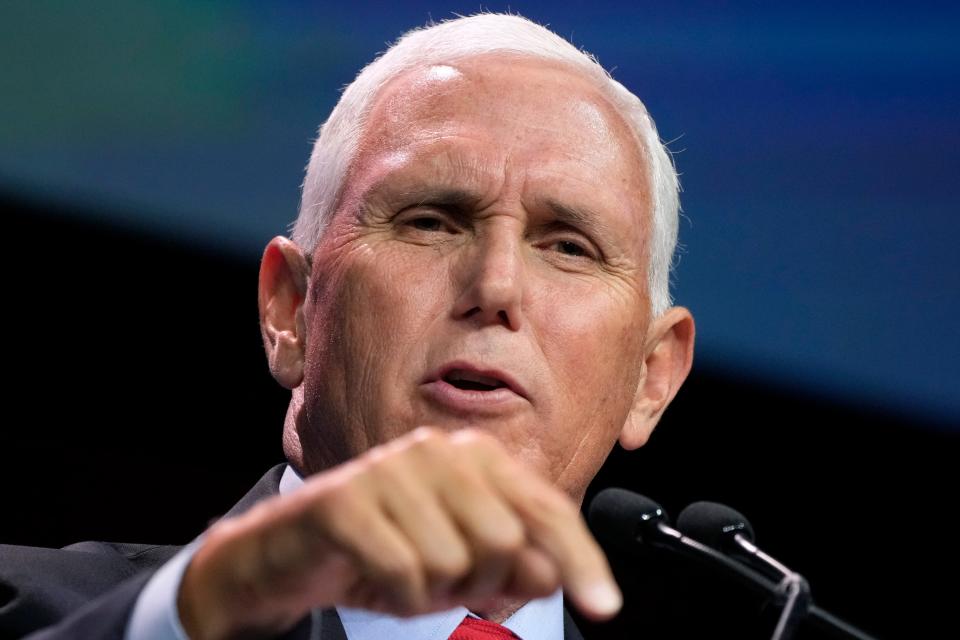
[448, 370, 503, 387]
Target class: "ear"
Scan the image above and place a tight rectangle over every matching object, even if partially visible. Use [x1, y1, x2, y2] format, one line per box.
[619, 306, 695, 450]
[258, 236, 311, 389]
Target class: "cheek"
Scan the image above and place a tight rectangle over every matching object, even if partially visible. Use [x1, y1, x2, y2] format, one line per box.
[536, 287, 646, 497]
[300, 242, 455, 458]
[348, 244, 451, 339]
[535, 281, 646, 416]
[310, 242, 451, 371]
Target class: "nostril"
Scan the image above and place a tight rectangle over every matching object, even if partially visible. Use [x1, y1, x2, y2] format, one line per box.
[457, 305, 515, 329]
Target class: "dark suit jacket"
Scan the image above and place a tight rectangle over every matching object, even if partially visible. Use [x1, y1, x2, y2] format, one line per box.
[1, 465, 584, 640]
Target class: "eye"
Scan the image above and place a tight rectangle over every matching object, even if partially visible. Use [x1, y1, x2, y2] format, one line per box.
[395, 208, 461, 238]
[556, 240, 588, 257]
[545, 237, 597, 262]
[407, 216, 444, 231]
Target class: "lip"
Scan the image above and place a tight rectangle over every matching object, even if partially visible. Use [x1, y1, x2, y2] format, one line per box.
[420, 361, 531, 413]
[431, 361, 529, 398]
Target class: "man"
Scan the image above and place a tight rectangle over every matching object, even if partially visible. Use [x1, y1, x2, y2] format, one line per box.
[3, 13, 694, 639]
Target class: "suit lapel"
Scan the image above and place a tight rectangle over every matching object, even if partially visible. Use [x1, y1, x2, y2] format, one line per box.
[315, 609, 348, 640]
[222, 464, 287, 520]
[562, 607, 585, 640]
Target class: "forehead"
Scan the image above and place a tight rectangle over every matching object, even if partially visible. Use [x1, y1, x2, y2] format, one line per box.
[361, 56, 645, 166]
[344, 55, 651, 249]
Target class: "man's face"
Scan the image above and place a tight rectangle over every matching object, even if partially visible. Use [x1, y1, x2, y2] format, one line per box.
[297, 56, 653, 501]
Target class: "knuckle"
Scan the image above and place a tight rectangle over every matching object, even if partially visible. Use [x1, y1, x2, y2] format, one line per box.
[368, 453, 407, 485]
[441, 456, 484, 488]
[307, 480, 360, 532]
[322, 479, 357, 511]
[480, 519, 525, 558]
[381, 547, 421, 584]
[257, 525, 304, 581]
[423, 547, 472, 582]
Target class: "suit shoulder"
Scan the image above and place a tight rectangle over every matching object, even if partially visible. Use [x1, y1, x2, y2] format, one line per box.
[0, 541, 180, 637]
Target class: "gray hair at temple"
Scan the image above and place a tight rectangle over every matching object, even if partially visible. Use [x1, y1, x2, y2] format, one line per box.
[291, 13, 680, 317]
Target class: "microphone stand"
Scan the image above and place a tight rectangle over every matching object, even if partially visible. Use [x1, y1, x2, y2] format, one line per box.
[730, 532, 872, 640]
[732, 533, 809, 640]
[589, 490, 877, 640]
[647, 526, 876, 640]
[770, 573, 810, 640]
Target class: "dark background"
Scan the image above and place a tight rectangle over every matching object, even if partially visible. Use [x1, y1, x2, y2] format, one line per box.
[4, 192, 956, 638]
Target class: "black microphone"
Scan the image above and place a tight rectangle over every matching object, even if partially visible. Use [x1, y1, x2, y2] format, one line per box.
[677, 501, 791, 580]
[676, 500, 876, 640]
[677, 501, 810, 640]
[588, 487, 673, 548]
[588, 488, 778, 595]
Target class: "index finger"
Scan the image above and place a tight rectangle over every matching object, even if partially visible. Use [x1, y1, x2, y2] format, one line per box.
[461, 433, 623, 620]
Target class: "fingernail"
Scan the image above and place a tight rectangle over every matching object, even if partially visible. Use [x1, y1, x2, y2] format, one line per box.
[585, 581, 622, 617]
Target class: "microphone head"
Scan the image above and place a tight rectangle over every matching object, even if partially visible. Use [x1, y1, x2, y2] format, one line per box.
[676, 501, 756, 550]
[588, 487, 670, 549]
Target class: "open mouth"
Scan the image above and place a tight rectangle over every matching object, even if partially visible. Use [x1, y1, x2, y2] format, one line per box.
[443, 369, 508, 392]
[423, 363, 528, 411]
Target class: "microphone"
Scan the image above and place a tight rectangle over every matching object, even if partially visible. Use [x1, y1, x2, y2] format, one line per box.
[589, 490, 877, 640]
[587, 487, 672, 548]
[676, 500, 876, 640]
[677, 501, 810, 640]
[677, 501, 791, 580]
[588, 488, 778, 594]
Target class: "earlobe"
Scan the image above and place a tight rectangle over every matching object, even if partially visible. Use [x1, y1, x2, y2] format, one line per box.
[619, 307, 695, 450]
[258, 237, 311, 389]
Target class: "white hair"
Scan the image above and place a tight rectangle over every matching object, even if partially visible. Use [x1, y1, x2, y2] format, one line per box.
[291, 13, 680, 316]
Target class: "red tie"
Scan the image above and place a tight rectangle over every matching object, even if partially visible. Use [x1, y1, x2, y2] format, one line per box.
[448, 616, 519, 639]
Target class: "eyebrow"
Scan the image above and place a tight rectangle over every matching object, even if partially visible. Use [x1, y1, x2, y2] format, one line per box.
[404, 192, 616, 244]
[541, 198, 616, 243]
[361, 177, 620, 244]
[406, 187, 485, 211]
[358, 181, 486, 215]
[543, 198, 597, 226]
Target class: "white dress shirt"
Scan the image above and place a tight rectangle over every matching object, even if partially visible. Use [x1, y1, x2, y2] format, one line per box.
[126, 465, 563, 640]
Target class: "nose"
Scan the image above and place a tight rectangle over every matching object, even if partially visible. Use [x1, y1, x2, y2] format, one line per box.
[452, 221, 524, 331]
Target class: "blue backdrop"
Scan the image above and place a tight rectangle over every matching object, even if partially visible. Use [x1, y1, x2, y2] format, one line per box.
[2, 0, 957, 425]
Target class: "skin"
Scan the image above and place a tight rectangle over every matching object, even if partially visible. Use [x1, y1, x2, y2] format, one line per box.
[178, 55, 695, 639]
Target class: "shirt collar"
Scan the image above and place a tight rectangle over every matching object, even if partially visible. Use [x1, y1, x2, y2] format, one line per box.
[338, 591, 563, 640]
[278, 464, 564, 640]
[279, 462, 305, 495]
